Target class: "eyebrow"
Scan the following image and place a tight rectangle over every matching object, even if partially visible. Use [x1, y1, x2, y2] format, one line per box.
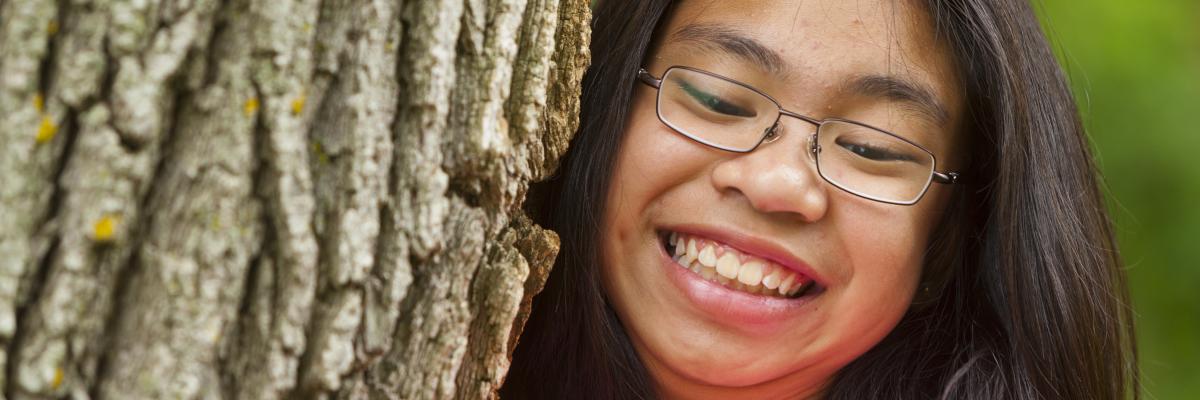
[670, 23, 790, 75]
[668, 23, 950, 125]
[846, 75, 950, 125]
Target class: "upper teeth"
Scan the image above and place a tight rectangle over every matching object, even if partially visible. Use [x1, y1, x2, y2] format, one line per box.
[668, 232, 810, 298]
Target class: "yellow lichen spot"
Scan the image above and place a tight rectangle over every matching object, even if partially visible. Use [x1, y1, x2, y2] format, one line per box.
[311, 140, 329, 164]
[243, 97, 259, 117]
[50, 366, 64, 389]
[291, 94, 306, 116]
[34, 93, 45, 112]
[36, 116, 57, 144]
[47, 20, 58, 35]
[92, 215, 120, 242]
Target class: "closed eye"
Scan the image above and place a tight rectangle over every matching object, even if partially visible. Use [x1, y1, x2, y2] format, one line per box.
[677, 80, 757, 118]
[835, 137, 918, 162]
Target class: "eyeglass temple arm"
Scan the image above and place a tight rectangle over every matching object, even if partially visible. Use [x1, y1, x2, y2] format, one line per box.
[637, 68, 662, 88]
[932, 171, 960, 184]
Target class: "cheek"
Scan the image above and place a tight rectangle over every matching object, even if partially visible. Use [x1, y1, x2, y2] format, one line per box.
[831, 202, 935, 322]
[832, 186, 954, 356]
[601, 93, 704, 273]
[606, 96, 715, 225]
[844, 212, 928, 276]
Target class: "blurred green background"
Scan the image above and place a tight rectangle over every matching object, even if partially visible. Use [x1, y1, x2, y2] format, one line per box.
[1039, 1, 1200, 398]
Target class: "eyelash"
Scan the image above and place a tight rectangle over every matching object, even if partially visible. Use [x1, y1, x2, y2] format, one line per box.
[678, 81, 756, 118]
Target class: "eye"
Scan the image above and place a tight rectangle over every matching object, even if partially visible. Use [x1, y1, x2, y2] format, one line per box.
[834, 137, 918, 162]
[677, 80, 757, 118]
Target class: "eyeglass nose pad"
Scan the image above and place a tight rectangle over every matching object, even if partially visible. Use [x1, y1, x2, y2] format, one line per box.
[762, 123, 782, 144]
[806, 134, 820, 161]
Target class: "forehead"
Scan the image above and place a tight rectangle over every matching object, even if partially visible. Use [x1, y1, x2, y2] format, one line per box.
[653, 0, 963, 126]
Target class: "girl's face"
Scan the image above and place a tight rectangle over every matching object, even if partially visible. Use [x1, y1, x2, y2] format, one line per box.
[601, 0, 964, 398]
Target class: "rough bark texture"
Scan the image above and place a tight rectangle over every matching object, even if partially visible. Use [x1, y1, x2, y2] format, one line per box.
[0, 0, 589, 398]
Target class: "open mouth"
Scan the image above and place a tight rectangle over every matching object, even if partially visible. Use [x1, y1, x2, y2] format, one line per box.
[658, 230, 823, 300]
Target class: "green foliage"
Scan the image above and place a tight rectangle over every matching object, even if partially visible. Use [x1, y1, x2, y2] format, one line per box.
[1039, 0, 1200, 397]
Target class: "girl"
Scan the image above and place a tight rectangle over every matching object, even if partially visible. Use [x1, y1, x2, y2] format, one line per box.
[504, 1, 1137, 398]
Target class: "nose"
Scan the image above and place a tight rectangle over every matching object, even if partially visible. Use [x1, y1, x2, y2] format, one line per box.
[710, 126, 829, 222]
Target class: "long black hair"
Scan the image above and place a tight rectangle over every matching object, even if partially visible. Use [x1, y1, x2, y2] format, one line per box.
[502, 1, 1137, 399]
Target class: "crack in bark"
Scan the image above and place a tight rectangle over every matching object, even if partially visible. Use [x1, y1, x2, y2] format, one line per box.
[87, 1, 233, 391]
[219, 79, 279, 399]
[4, 104, 77, 397]
[34, 0, 69, 97]
[26, 107, 78, 259]
[94, 34, 143, 153]
[87, 238, 137, 400]
[6, 0, 70, 328]
[3, 235, 57, 400]
[199, 3, 229, 89]
[23, 1, 223, 389]
[87, 64, 196, 400]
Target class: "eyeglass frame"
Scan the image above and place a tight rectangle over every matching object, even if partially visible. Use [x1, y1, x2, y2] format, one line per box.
[636, 65, 961, 206]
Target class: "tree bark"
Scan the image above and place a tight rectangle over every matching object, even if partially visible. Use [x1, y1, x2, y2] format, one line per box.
[0, 0, 589, 398]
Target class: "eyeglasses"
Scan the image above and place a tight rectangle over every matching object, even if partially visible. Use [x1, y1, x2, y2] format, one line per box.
[637, 66, 959, 206]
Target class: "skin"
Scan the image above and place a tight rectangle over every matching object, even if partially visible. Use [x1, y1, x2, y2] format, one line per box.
[600, 0, 965, 398]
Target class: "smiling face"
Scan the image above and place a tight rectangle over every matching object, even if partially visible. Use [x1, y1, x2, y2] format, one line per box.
[600, 0, 964, 398]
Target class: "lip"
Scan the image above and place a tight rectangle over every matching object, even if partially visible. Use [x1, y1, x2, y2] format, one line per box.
[656, 227, 821, 333]
[662, 224, 826, 287]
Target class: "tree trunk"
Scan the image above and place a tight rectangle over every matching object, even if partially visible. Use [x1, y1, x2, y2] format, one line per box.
[0, 0, 589, 398]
